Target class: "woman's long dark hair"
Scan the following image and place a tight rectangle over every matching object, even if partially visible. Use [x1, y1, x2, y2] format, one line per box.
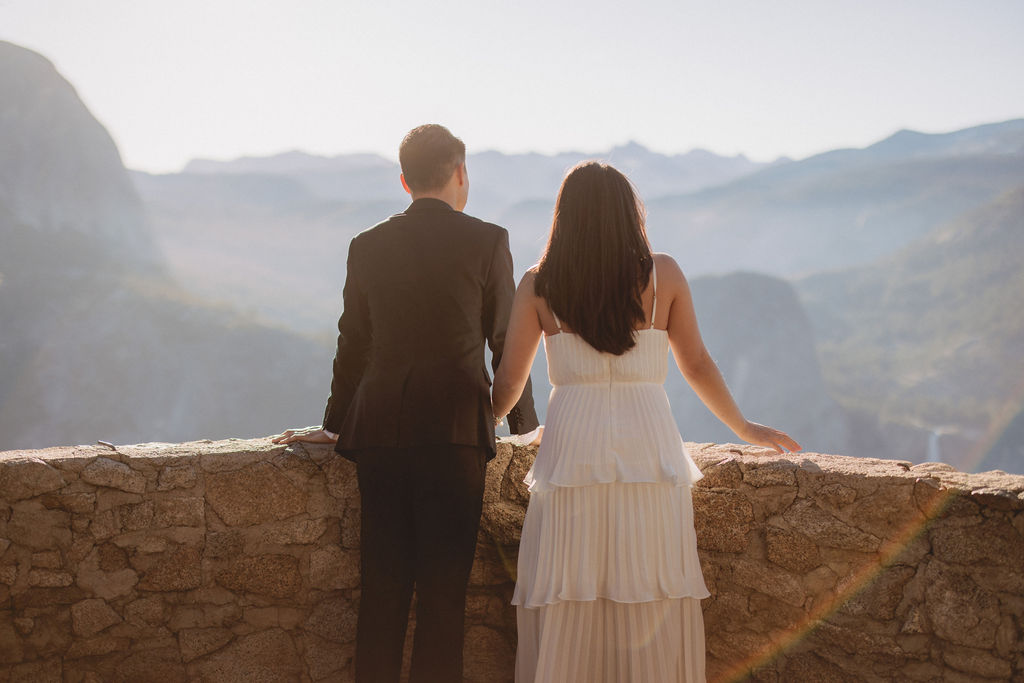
[534, 162, 653, 355]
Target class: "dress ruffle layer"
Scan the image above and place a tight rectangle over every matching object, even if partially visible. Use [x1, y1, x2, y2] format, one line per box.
[525, 383, 703, 492]
[516, 596, 706, 683]
[512, 481, 710, 608]
[526, 332, 704, 493]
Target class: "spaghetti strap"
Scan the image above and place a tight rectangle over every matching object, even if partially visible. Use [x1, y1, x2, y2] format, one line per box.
[550, 304, 563, 333]
[649, 258, 658, 329]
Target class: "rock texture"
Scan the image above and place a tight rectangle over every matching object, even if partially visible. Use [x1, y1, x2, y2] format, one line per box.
[0, 439, 1022, 681]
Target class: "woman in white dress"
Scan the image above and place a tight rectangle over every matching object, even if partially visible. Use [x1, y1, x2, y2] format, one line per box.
[492, 162, 800, 682]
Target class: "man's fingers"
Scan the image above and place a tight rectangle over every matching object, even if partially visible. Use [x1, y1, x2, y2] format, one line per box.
[273, 430, 294, 443]
[272, 427, 313, 445]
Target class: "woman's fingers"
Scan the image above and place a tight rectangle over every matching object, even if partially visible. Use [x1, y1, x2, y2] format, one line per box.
[745, 423, 801, 454]
[778, 433, 802, 453]
[766, 428, 800, 453]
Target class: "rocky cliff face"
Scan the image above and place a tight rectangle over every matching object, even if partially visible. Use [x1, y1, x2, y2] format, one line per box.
[0, 41, 159, 266]
[0, 42, 329, 450]
[668, 272, 852, 456]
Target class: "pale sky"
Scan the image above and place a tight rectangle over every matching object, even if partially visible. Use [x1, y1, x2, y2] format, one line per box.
[2, 0, 1022, 173]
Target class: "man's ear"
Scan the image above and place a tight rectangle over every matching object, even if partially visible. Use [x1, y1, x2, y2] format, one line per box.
[400, 174, 412, 195]
[456, 162, 467, 186]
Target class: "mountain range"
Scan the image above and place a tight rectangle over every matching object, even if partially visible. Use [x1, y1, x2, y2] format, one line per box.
[131, 118, 1024, 472]
[131, 138, 780, 332]
[2, 39, 1021, 473]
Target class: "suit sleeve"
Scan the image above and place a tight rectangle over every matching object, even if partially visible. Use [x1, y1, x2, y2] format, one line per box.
[322, 237, 371, 434]
[483, 229, 540, 434]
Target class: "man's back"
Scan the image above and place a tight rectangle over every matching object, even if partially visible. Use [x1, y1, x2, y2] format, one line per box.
[323, 197, 538, 456]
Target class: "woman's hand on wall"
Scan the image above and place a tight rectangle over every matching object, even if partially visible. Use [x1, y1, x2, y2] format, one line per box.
[736, 421, 801, 454]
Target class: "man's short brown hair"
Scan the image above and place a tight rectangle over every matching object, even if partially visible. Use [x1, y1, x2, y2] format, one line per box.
[399, 124, 466, 193]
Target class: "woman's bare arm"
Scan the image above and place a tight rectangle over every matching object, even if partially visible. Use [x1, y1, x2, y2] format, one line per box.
[660, 255, 801, 454]
[492, 271, 544, 421]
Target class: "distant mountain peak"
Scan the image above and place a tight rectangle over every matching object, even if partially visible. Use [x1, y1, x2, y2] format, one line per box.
[610, 140, 651, 155]
[867, 119, 1024, 160]
[888, 128, 927, 139]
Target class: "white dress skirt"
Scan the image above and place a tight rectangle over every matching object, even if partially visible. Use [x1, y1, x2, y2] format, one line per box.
[512, 327, 710, 683]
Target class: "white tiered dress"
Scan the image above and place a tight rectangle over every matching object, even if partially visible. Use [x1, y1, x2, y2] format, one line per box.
[512, 266, 710, 682]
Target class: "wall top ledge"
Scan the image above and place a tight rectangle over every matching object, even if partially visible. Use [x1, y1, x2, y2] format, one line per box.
[685, 442, 1024, 509]
[1, 437, 1022, 504]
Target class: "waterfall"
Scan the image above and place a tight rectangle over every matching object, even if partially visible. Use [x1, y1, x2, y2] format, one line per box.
[927, 430, 942, 463]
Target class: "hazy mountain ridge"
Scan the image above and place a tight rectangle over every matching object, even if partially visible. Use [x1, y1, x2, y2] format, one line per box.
[797, 186, 1024, 469]
[130, 169, 402, 333]
[132, 170, 318, 211]
[838, 120, 1024, 163]
[133, 140, 776, 331]
[185, 150, 396, 176]
[482, 119, 1024, 285]
[647, 120, 1024, 276]
[178, 139, 774, 207]
[0, 265, 330, 448]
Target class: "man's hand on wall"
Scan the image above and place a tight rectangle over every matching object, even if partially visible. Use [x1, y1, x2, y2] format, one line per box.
[272, 427, 338, 445]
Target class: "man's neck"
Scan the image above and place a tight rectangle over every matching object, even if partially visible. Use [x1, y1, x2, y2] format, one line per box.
[409, 190, 458, 210]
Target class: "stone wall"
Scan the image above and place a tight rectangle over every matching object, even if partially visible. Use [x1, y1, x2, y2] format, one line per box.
[0, 438, 1022, 682]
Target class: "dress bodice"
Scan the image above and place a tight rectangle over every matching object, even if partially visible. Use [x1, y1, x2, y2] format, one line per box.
[544, 328, 670, 387]
[525, 327, 703, 493]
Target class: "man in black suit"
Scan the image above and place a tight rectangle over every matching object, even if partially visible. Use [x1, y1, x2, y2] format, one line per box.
[275, 124, 539, 682]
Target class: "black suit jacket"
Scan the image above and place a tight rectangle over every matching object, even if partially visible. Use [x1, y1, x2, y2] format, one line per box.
[323, 198, 539, 461]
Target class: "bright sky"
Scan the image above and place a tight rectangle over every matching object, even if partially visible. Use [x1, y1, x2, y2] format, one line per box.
[2, 0, 1022, 173]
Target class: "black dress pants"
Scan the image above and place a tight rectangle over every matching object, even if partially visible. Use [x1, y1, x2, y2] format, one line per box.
[354, 444, 487, 683]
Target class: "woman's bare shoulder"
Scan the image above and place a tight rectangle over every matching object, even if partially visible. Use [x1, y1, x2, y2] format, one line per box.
[653, 252, 687, 284]
[516, 267, 544, 302]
